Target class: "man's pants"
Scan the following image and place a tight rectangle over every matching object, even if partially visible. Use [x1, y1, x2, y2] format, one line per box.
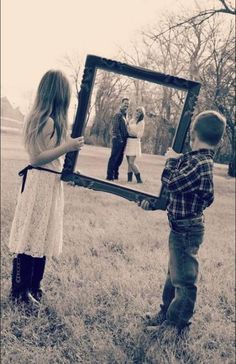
[161, 218, 205, 329]
[107, 138, 126, 179]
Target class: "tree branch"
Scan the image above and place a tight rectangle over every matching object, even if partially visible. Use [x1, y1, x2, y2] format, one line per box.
[150, 2, 235, 40]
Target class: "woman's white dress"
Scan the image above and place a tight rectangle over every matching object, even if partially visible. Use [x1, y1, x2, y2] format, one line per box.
[125, 119, 145, 157]
[9, 119, 64, 258]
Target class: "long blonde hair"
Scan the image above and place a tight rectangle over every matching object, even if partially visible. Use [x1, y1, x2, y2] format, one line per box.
[24, 70, 71, 150]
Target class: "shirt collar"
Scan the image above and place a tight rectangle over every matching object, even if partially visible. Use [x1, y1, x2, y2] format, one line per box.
[183, 149, 215, 158]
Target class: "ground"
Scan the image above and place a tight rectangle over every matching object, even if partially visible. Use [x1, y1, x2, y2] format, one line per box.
[1, 130, 235, 363]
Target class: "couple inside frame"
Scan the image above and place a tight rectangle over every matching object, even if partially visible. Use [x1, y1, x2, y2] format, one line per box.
[106, 98, 145, 183]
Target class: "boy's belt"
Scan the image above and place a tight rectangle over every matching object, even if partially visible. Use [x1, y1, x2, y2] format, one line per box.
[168, 214, 204, 227]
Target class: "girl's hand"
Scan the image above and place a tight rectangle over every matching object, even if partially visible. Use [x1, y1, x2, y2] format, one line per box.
[165, 148, 182, 159]
[65, 136, 84, 152]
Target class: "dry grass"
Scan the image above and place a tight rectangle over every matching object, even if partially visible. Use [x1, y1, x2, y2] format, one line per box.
[1, 132, 235, 363]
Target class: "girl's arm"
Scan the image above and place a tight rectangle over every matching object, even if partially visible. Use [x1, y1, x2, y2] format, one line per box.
[30, 138, 83, 166]
[136, 121, 145, 138]
[127, 120, 138, 137]
[30, 118, 84, 166]
[129, 120, 145, 138]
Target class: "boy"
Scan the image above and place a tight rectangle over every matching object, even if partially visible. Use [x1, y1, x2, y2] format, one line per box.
[140, 110, 226, 334]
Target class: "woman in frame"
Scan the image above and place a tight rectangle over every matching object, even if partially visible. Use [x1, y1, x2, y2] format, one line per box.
[125, 106, 145, 183]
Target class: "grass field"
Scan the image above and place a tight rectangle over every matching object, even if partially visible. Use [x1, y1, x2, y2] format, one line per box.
[1, 131, 235, 363]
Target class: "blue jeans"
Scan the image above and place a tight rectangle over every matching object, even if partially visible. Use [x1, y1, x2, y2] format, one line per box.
[162, 217, 205, 329]
[107, 138, 126, 179]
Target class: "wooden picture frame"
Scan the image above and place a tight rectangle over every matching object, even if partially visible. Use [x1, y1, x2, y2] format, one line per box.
[61, 55, 201, 210]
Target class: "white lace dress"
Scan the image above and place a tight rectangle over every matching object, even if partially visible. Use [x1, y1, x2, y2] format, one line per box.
[9, 119, 64, 258]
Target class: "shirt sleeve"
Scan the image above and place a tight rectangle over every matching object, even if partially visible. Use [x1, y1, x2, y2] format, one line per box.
[119, 114, 128, 140]
[112, 114, 120, 136]
[161, 157, 202, 194]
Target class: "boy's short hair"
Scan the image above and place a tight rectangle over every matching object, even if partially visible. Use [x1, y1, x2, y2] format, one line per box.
[121, 97, 129, 103]
[193, 110, 226, 146]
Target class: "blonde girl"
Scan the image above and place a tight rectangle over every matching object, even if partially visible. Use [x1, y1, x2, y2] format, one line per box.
[9, 70, 84, 307]
[125, 106, 145, 183]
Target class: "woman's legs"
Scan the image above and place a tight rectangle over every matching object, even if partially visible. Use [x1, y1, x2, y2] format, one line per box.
[126, 156, 133, 173]
[126, 156, 133, 181]
[128, 156, 143, 183]
[128, 156, 140, 174]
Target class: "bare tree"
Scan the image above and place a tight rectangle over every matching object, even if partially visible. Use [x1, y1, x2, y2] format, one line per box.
[149, 0, 235, 40]
[62, 54, 82, 98]
[61, 53, 96, 128]
[139, 10, 235, 174]
[197, 21, 235, 174]
[89, 70, 130, 146]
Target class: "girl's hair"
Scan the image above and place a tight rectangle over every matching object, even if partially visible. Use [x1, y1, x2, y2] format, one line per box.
[24, 70, 71, 150]
[136, 106, 145, 123]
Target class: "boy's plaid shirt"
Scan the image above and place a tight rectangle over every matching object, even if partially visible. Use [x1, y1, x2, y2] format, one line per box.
[161, 149, 215, 220]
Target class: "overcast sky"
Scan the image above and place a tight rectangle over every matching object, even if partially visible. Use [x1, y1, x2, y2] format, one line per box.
[2, 0, 223, 112]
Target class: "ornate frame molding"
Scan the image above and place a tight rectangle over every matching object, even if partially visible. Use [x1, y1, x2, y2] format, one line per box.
[61, 55, 201, 210]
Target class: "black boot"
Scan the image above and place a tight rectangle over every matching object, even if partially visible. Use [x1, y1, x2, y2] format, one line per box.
[113, 171, 119, 180]
[135, 173, 143, 183]
[127, 172, 133, 182]
[31, 257, 46, 302]
[143, 304, 167, 326]
[10, 254, 40, 307]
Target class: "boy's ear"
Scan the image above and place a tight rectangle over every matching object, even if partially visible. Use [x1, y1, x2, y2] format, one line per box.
[190, 129, 197, 142]
[218, 137, 224, 148]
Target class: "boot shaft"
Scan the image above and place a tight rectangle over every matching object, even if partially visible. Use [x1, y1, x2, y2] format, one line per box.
[135, 173, 143, 183]
[11, 254, 33, 295]
[31, 257, 46, 288]
[127, 172, 133, 182]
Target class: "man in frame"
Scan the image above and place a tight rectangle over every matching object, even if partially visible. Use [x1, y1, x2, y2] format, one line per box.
[106, 97, 130, 181]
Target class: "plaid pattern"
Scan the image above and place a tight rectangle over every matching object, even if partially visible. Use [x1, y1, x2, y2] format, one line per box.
[161, 149, 215, 219]
[111, 111, 128, 141]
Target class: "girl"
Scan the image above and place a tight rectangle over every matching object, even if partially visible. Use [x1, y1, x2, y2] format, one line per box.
[8, 70, 84, 307]
[125, 106, 145, 183]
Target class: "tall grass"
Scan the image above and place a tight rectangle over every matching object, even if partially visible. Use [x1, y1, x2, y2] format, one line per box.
[1, 133, 235, 363]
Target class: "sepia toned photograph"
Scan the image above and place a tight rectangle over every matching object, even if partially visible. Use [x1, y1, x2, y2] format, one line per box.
[1, 1, 235, 363]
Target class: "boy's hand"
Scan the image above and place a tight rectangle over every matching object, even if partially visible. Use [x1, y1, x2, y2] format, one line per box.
[165, 148, 182, 159]
[138, 199, 151, 210]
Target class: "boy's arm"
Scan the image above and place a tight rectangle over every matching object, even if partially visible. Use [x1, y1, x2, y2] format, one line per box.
[161, 151, 201, 194]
